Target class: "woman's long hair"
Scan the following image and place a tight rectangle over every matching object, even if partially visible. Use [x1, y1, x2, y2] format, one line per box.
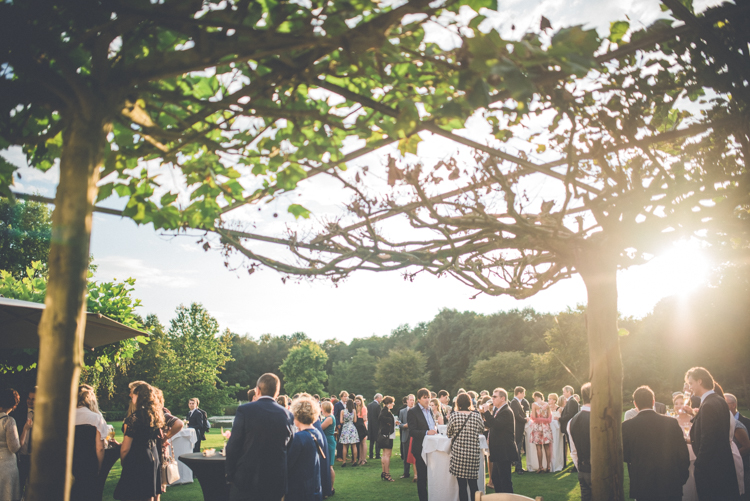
[127, 380, 148, 416]
[131, 383, 165, 430]
[77, 385, 100, 414]
[346, 399, 356, 413]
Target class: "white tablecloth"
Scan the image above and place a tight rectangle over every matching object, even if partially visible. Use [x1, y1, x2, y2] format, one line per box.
[422, 434, 488, 501]
[524, 420, 564, 472]
[172, 428, 198, 484]
[682, 444, 697, 501]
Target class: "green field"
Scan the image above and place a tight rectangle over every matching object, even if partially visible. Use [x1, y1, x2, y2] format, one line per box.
[102, 421, 633, 501]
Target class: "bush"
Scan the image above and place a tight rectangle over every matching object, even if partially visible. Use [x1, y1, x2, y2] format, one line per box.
[103, 409, 127, 421]
[223, 405, 239, 416]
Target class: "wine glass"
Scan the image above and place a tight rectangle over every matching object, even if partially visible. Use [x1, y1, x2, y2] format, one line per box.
[106, 425, 115, 448]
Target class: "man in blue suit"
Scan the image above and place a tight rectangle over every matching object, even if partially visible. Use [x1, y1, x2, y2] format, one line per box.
[225, 373, 294, 501]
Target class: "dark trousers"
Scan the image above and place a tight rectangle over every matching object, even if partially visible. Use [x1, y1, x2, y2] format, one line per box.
[457, 477, 478, 501]
[336, 441, 343, 459]
[578, 471, 592, 501]
[414, 449, 428, 501]
[492, 460, 513, 493]
[401, 441, 411, 476]
[514, 432, 524, 471]
[18, 453, 30, 495]
[369, 436, 381, 458]
[193, 438, 202, 453]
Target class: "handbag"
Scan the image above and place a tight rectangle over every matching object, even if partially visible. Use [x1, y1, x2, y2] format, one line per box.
[161, 441, 181, 486]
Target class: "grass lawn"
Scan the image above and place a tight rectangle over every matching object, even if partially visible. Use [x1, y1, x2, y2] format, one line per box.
[102, 422, 634, 501]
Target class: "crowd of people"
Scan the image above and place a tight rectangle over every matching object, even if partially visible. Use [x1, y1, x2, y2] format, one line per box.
[0, 364, 748, 501]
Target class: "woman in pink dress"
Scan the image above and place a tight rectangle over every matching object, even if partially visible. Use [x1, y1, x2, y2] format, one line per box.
[530, 391, 553, 473]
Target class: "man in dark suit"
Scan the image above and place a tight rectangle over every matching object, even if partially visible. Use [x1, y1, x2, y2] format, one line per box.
[568, 383, 592, 501]
[407, 388, 438, 501]
[725, 393, 750, 431]
[333, 391, 348, 461]
[559, 384, 580, 471]
[225, 373, 295, 501]
[481, 387, 519, 493]
[510, 387, 528, 474]
[368, 394, 383, 459]
[686, 367, 740, 501]
[185, 397, 209, 452]
[622, 385, 690, 501]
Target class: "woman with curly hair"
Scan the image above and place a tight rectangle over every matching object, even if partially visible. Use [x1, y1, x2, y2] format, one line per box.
[114, 383, 165, 501]
[287, 395, 325, 501]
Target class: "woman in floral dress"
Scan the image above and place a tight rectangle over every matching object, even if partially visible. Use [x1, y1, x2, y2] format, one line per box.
[338, 399, 359, 467]
[530, 391, 553, 473]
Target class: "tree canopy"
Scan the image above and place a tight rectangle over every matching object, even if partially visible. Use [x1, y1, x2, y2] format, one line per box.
[279, 340, 329, 396]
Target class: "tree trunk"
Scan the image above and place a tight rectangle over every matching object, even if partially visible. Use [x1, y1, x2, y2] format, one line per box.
[577, 248, 624, 501]
[26, 114, 105, 501]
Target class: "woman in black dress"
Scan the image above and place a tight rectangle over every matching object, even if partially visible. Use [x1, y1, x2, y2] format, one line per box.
[114, 383, 164, 501]
[377, 396, 396, 482]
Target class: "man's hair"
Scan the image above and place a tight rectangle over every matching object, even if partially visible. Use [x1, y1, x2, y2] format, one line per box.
[430, 391, 437, 398]
[514, 386, 525, 396]
[479, 390, 489, 397]
[257, 373, 280, 397]
[685, 367, 715, 391]
[493, 388, 508, 401]
[339, 390, 349, 398]
[562, 385, 574, 395]
[416, 388, 430, 400]
[247, 388, 256, 401]
[468, 390, 478, 399]
[457, 388, 466, 394]
[438, 390, 449, 398]
[402, 396, 408, 404]
[190, 397, 200, 407]
[313, 394, 320, 401]
[580, 383, 592, 405]
[374, 393, 383, 400]
[632, 386, 654, 410]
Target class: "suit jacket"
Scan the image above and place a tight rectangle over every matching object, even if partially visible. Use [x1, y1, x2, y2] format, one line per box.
[509, 398, 527, 440]
[737, 412, 750, 432]
[185, 408, 208, 441]
[521, 398, 530, 414]
[399, 406, 411, 443]
[367, 401, 381, 438]
[654, 401, 667, 415]
[333, 401, 345, 431]
[225, 397, 295, 501]
[559, 396, 579, 436]
[622, 409, 690, 500]
[482, 404, 519, 463]
[689, 392, 740, 500]
[407, 404, 432, 458]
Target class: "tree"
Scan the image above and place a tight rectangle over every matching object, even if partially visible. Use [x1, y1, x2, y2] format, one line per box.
[326, 347, 378, 398]
[0, 198, 51, 279]
[1, 0, 476, 496]
[469, 351, 534, 394]
[154, 303, 236, 416]
[279, 340, 329, 396]
[375, 349, 430, 402]
[210, 3, 750, 498]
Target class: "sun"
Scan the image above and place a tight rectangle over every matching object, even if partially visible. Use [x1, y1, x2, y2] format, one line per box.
[618, 239, 711, 317]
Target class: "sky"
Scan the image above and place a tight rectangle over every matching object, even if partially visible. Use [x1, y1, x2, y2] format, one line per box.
[2, 0, 719, 343]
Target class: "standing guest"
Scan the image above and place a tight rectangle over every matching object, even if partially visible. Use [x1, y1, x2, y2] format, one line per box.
[15, 388, 34, 496]
[333, 392, 348, 462]
[377, 396, 396, 482]
[225, 373, 294, 501]
[72, 385, 108, 501]
[686, 367, 740, 501]
[510, 387, 528, 474]
[313, 395, 320, 402]
[530, 391, 552, 473]
[429, 399, 444, 426]
[114, 383, 164, 501]
[354, 397, 368, 465]
[447, 393, 484, 501]
[399, 395, 414, 479]
[367, 394, 383, 460]
[548, 393, 561, 419]
[247, 388, 256, 402]
[438, 390, 452, 423]
[468, 391, 478, 409]
[320, 402, 337, 497]
[407, 388, 438, 501]
[672, 393, 693, 429]
[559, 385, 579, 471]
[623, 405, 639, 421]
[287, 395, 326, 501]
[480, 388, 518, 493]
[339, 399, 360, 467]
[568, 383, 592, 501]
[715, 384, 747, 498]
[185, 398, 208, 453]
[726, 394, 750, 500]
[622, 385, 690, 501]
[0, 388, 28, 501]
[727, 393, 750, 436]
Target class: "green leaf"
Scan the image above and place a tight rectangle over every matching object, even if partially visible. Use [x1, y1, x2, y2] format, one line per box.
[288, 204, 311, 219]
[609, 21, 629, 44]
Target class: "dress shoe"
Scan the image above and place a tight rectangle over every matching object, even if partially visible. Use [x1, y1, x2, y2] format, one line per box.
[400, 474, 410, 479]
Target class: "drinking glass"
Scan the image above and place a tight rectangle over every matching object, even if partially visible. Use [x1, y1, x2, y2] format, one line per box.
[106, 425, 115, 448]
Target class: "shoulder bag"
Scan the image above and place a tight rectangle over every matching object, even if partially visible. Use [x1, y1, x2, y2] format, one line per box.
[450, 411, 478, 452]
[161, 440, 181, 486]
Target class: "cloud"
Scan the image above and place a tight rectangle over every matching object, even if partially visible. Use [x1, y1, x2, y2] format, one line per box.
[94, 256, 198, 289]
